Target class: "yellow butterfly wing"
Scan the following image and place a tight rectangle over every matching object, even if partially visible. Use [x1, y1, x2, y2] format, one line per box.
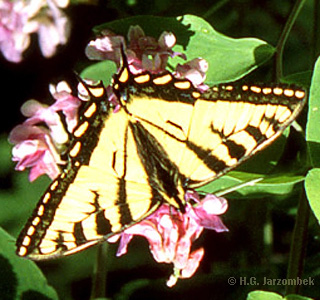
[114, 67, 306, 189]
[16, 84, 184, 260]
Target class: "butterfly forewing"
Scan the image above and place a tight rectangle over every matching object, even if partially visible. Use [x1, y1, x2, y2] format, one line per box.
[121, 69, 306, 188]
[16, 88, 165, 259]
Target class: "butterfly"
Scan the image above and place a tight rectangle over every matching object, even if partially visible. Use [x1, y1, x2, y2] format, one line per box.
[16, 49, 306, 260]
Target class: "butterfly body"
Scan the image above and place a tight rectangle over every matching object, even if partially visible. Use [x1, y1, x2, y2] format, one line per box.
[16, 55, 306, 260]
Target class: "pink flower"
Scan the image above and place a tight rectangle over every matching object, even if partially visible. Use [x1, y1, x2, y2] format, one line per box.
[9, 124, 62, 181]
[9, 81, 81, 181]
[86, 25, 186, 74]
[49, 81, 82, 133]
[85, 25, 208, 90]
[0, 0, 31, 62]
[85, 31, 125, 67]
[175, 58, 209, 91]
[28, 0, 70, 58]
[126, 25, 178, 73]
[22, 81, 81, 142]
[0, 0, 70, 63]
[109, 192, 228, 287]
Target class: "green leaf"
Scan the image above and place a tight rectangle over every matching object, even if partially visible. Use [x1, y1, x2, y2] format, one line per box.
[247, 290, 283, 300]
[199, 170, 304, 198]
[306, 56, 320, 167]
[173, 14, 275, 84]
[91, 14, 274, 84]
[81, 61, 117, 86]
[305, 168, 320, 223]
[0, 227, 58, 300]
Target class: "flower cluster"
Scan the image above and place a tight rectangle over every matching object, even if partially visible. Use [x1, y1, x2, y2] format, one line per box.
[0, 0, 70, 63]
[86, 25, 209, 90]
[109, 192, 228, 287]
[9, 81, 81, 181]
[10, 25, 228, 286]
[86, 25, 179, 73]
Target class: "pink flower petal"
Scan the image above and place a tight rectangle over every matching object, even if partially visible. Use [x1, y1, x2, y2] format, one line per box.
[201, 194, 228, 215]
[0, 0, 70, 62]
[9, 123, 63, 181]
[20, 100, 48, 117]
[113, 193, 228, 285]
[180, 248, 205, 278]
[127, 25, 145, 43]
[191, 194, 229, 232]
[115, 232, 134, 257]
[174, 236, 192, 269]
[50, 83, 82, 133]
[175, 58, 209, 89]
[158, 31, 176, 49]
[28, 151, 61, 181]
[118, 220, 166, 262]
[85, 35, 124, 65]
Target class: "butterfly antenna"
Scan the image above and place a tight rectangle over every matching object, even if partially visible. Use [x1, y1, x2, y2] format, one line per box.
[119, 43, 130, 71]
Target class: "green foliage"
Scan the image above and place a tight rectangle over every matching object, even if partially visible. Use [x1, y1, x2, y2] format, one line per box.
[305, 168, 320, 223]
[202, 171, 304, 199]
[172, 15, 275, 84]
[81, 61, 117, 86]
[306, 56, 320, 168]
[247, 290, 283, 300]
[0, 227, 58, 300]
[305, 56, 320, 224]
[247, 291, 314, 300]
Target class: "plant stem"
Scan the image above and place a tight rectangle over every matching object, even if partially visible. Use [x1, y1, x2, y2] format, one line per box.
[275, 0, 306, 81]
[90, 243, 109, 299]
[285, 190, 310, 295]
